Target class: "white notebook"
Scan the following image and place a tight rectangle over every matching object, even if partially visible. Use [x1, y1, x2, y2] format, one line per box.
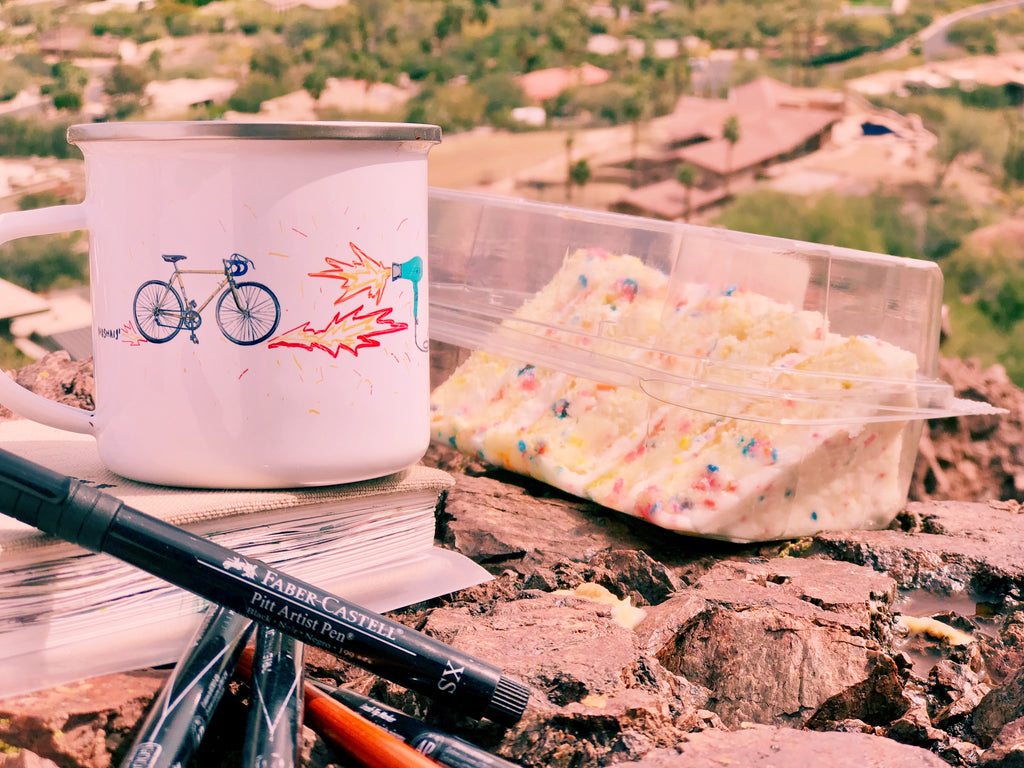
[0, 418, 488, 699]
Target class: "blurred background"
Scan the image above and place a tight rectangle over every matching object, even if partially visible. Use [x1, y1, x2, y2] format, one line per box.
[1, 0, 1022, 384]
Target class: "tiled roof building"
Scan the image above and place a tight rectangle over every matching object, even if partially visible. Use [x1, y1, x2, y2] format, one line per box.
[516, 63, 611, 103]
[614, 77, 845, 220]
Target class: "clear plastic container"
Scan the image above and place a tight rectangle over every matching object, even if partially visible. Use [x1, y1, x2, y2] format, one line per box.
[427, 188, 997, 542]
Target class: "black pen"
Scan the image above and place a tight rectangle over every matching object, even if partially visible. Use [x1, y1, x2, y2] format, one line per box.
[311, 682, 522, 768]
[0, 448, 530, 725]
[243, 627, 304, 768]
[120, 606, 254, 768]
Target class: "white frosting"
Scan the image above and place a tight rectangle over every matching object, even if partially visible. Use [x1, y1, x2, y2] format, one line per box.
[431, 248, 921, 541]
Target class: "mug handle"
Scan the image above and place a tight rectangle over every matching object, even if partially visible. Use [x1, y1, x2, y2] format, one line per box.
[0, 203, 95, 435]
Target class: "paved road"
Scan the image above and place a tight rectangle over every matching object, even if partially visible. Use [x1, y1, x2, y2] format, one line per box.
[887, 0, 1024, 59]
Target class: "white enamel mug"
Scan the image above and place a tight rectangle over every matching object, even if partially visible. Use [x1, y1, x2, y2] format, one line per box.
[0, 121, 441, 488]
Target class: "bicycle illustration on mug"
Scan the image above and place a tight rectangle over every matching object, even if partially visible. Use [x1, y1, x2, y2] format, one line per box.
[132, 253, 281, 345]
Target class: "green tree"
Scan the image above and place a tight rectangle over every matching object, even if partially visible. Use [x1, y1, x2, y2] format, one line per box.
[434, 1, 466, 51]
[714, 190, 902, 256]
[303, 67, 329, 106]
[722, 114, 740, 195]
[250, 42, 292, 82]
[823, 14, 893, 54]
[676, 162, 697, 221]
[104, 62, 150, 118]
[350, 0, 388, 52]
[104, 62, 149, 100]
[1005, 144, 1024, 186]
[405, 81, 486, 133]
[933, 110, 986, 192]
[0, 63, 30, 102]
[475, 73, 525, 127]
[52, 61, 87, 90]
[0, 234, 88, 292]
[569, 158, 591, 201]
[52, 91, 83, 112]
[622, 95, 644, 188]
[0, 118, 77, 157]
[946, 18, 998, 55]
[227, 72, 281, 113]
[564, 131, 575, 199]
[0, 339, 31, 371]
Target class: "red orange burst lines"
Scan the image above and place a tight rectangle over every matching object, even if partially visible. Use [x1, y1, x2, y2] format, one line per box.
[308, 242, 390, 306]
[268, 304, 408, 358]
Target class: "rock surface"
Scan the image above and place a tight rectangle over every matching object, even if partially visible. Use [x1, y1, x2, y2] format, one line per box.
[1, 352, 1024, 767]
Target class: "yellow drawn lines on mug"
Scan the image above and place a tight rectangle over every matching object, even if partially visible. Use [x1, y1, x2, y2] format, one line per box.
[244, 204, 257, 218]
[354, 371, 374, 395]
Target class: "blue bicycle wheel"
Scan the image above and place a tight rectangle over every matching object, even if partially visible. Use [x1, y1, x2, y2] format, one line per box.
[216, 282, 281, 345]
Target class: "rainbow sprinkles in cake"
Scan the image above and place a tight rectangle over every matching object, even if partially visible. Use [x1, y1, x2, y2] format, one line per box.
[430, 247, 922, 542]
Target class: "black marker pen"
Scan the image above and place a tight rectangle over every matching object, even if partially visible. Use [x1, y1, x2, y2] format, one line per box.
[121, 606, 254, 768]
[243, 627, 303, 768]
[311, 682, 522, 768]
[0, 448, 530, 725]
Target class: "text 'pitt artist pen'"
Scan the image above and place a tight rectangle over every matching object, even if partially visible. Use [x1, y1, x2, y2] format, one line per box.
[0, 448, 530, 725]
[121, 606, 254, 768]
[312, 681, 522, 768]
[243, 626, 303, 768]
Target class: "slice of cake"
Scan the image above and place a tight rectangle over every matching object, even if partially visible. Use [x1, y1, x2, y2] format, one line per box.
[430, 248, 921, 541]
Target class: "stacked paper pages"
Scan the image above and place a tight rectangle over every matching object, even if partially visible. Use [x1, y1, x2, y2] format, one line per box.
[0, 419, 487, 699]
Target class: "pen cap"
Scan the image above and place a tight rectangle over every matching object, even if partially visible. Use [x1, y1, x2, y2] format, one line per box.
[0, 448, 122, 552]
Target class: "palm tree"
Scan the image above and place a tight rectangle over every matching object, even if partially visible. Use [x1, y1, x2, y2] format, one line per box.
[676, 162, 696, 221]
[622, 95, 644, 188]
[303, 68, 329, 110]
[722, 114, 741, 196]
[565, 132, 575, 200]
[570, 158, 592, 203]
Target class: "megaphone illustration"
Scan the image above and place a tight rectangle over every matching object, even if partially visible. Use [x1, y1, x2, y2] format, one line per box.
[392, 256, 426, 352]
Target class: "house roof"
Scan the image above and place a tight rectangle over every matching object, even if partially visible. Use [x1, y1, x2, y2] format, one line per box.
[614, 178, 726, 220]
[964, 217, 1024, 257]
[729, 76, 843, 111]
[0, 279, 49, 321]
[145, 78, 237, 117]
[317, 78, 414, 113]
[516, 63, 610, 103]
[10, 290, 92, 361]
[667, 76, 844, 145]
[36, 26, 120, 56]
[674, 106, 841, 176]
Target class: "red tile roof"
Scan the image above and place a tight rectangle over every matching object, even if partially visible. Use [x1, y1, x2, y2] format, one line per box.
[516, 63, 611, 103]
[614, 178, 726, 220]
[616, 77, 845, 219]
[667, 76, 844, 146]
[675, 107, 840, 175]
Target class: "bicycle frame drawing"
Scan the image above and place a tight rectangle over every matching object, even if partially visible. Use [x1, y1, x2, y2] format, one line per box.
[133, 253, 281, 346]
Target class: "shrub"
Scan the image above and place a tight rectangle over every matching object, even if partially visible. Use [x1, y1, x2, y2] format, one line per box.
[227, 72, 281, 113]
